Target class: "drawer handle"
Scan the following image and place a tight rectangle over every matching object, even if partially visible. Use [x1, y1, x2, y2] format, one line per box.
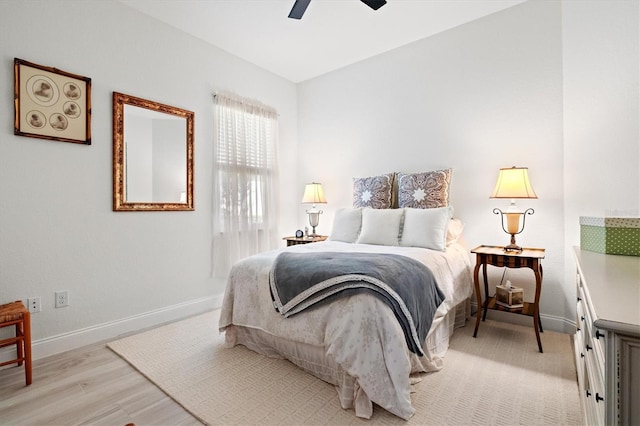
[586, 344, 592, 351]
[586, 390, 591, 398]
[595, 393, 604, 402]
[581, 315, 585, 322]
[595, 330, 605, 340]
[580, 352, 585, 358]
[577, 296, 582, 302]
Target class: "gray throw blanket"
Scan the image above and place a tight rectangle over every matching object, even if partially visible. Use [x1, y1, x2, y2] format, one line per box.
[269, 252, 445, 356]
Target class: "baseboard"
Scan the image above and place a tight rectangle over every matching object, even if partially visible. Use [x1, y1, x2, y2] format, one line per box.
[0, 294, 223, 364]
[470, 302, 577, 334]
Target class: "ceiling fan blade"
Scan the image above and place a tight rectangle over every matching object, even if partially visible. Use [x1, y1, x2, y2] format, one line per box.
[288, 0, 311, 19]
[361, 0, 387, 10]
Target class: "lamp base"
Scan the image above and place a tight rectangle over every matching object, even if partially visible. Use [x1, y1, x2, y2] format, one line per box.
[503, 234, 523, 253]
[503, 243, 523, 253]
[307, 209, 322, 238]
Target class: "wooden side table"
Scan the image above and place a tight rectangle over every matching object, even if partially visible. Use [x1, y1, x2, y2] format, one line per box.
[471, 245, 546, 353]
[283, 235, 327, 246]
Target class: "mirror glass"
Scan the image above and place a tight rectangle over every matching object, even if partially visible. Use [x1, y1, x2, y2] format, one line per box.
[113, 92, 194, 211]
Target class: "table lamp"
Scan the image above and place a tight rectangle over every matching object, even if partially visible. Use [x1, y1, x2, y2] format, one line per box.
[301, 182, 327, 237]
[490, 166, 537, 252]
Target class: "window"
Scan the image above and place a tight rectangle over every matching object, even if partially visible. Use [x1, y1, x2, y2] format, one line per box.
[212, 93, 279, 278]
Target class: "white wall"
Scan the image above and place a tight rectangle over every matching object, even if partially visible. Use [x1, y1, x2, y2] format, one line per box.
[562, 0, 640, 303]
[0, 0, 298, 358]
[297, 0, 639, 333]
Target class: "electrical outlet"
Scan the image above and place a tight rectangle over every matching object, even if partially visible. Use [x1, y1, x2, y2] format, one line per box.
[27, 297, 41, 313]
[55, 290, 69, 308]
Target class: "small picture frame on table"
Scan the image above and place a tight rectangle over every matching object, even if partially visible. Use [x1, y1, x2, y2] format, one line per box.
[14, 58, 91, 145]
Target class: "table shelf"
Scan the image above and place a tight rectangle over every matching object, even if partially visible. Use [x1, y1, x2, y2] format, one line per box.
[484, 296, 535, 317]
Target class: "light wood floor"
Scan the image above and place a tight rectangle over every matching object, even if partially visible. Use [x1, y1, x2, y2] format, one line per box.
[0, 342, 202, 425]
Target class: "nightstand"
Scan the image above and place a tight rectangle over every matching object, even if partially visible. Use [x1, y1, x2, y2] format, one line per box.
[471, 245, 546, 352]
[283, 235, 327, 246]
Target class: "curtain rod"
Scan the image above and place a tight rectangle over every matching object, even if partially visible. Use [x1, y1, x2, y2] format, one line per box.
[212, 92, 279, 116]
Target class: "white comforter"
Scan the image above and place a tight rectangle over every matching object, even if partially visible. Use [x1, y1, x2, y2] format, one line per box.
[218, 241, 473, 420]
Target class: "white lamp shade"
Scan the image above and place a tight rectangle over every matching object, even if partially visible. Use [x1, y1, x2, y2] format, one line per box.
[490, 167, 537, 199]
[301, 182, 327, 204]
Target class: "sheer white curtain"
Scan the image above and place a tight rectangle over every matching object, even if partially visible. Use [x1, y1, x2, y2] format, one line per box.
[212, 92, 280, 279]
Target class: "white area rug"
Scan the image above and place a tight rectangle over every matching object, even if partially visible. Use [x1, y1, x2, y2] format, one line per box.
[108, 310, 581, 425]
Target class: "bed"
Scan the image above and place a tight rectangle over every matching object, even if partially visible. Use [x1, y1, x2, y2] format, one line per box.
[219, 170, 473, 420]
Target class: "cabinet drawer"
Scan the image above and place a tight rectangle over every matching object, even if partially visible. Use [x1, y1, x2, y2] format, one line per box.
[573, 331, 585, 394]
[579, 286, 605, 380]
[582, 361, 605, 426]
[576, 270, 586, 297]
[591, 325, 606, 376]
[576, 299, 586, 337]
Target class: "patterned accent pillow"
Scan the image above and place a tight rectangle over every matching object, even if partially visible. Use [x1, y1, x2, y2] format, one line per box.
[352, 173, 394, 209]
[397, 169, 452, 209]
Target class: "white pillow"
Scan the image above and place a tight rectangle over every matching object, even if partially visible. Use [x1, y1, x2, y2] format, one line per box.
[400, 206, 453, 251]
[446, 218, 464, 246]
[356, 208, 404, 246]
[328, 208, 362, 243]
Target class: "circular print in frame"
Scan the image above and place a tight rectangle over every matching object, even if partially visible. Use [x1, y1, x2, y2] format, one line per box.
[49, 113, 68, 131]
[26, 110, 46, 129]
[27, 74, 59, 107]
[63, 101, 81, 118]
[63, 82, 81, 100]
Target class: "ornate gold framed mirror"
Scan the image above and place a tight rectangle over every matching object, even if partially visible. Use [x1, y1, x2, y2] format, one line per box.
[113, 92, 194, 211]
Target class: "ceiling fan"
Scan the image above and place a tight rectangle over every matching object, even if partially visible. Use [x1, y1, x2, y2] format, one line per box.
[288, 0, 387, 20]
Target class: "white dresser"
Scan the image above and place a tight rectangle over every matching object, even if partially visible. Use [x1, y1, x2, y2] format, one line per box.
[573, 248, 640, 425]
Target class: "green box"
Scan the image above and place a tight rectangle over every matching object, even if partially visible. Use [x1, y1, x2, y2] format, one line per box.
[580, 217, 640, 257]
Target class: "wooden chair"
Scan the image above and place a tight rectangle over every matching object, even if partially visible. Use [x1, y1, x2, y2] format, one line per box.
[0, 300, 32, 385]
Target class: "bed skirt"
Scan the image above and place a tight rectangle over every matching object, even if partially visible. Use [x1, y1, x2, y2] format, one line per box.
[223, 298, 470, 418]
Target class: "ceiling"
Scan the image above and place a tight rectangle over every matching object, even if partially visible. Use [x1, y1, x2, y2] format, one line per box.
[119, 0, 527, 83]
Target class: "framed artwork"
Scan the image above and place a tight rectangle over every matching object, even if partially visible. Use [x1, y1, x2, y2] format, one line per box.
[14, 58, 91, 145]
